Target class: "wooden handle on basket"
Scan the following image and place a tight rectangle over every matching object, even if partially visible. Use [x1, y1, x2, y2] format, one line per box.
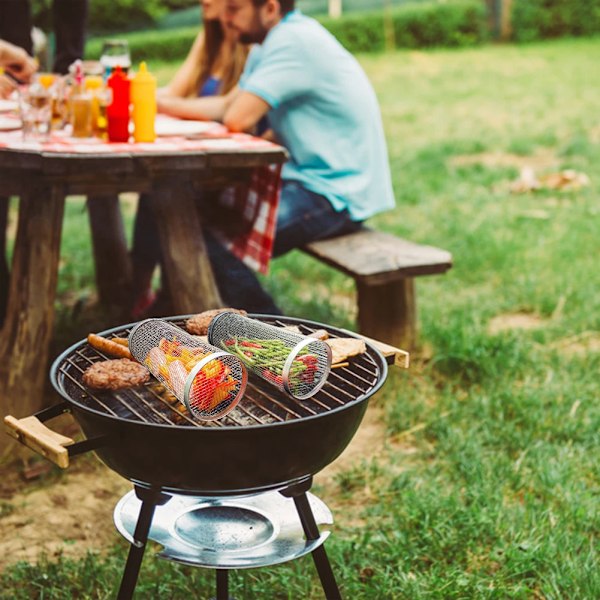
[4, 415, 74, 468]
[340, 329, 409, 368]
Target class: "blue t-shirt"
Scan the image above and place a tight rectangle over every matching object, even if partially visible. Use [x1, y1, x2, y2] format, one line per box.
[239, 11, 395, 221]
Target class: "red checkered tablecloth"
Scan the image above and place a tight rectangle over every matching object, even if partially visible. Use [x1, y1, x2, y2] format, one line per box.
[0, 116, 283, 273]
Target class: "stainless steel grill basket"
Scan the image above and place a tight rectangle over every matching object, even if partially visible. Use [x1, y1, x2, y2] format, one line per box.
[208, 313, 332, 399]
[129, 319, 247, 420]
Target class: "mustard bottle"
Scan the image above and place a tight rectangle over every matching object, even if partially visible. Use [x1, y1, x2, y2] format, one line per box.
[131, 62, 156, 143]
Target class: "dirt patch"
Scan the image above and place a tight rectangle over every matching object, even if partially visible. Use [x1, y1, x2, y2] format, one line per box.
[0, 457, 130, 572]
[549, 331, 600, 356]
[488, 312, 546, 335]
[449, 149, 559, 170]
[0, 405, 393, 572]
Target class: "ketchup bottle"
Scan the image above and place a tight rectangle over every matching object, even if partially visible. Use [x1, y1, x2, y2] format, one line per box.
[106, 66, 130, 142]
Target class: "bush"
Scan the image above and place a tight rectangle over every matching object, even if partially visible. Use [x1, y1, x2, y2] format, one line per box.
[394, 0, 487, 47]
[86, 0, 487, 61]
[320, 0, 486, 52]
[86, 27, 199, 62]
[511, 0, 600, 42]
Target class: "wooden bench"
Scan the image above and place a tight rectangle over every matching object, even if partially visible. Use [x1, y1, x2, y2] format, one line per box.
[302, 229, 452, 350]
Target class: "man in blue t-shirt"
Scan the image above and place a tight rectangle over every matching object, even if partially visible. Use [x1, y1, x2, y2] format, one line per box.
[158, 0, 395, 313]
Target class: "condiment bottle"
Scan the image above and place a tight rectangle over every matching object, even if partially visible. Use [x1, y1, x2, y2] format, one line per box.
[131, 62, 156, 143]
[106, 66, 130, 143]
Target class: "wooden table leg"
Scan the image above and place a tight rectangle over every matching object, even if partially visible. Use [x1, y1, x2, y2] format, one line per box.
[0, 196, 9, 326]
[0, 185, 65, 459]
[149, 183, 223, 314]
[87, 195, 132, 309]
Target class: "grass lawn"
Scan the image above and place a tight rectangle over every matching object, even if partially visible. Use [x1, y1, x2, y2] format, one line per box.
[2, 37, 599, 598]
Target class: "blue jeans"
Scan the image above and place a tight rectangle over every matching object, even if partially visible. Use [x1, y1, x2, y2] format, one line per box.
[131, 181, 362, 314]
[204, 181, 362, 314]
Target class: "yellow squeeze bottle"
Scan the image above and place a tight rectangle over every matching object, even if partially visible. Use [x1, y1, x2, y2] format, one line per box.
[131, 62, 156, 143]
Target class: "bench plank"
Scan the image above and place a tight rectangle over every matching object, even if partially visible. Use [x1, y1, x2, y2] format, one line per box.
[303, 229, 452, 286]
[302, 228, 452, 349]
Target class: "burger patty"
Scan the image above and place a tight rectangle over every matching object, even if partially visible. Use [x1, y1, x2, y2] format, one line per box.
[82, 358, 150, 390]
[186, 308, 247, 336]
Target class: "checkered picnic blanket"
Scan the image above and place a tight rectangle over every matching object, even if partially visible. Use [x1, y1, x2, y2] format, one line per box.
[0, 116, 283, 273]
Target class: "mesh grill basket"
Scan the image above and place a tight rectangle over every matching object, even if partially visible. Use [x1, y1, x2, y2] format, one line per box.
[208, 313, 332, 399]
[129, 319, 247, 420]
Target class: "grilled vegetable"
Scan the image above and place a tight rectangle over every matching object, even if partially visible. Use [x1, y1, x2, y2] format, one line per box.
[222, 337, 318, 390]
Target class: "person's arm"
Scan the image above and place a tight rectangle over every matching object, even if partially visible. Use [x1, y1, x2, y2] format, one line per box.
[159, 31, 205, 98]
[0, 40, 37, 80]
[223, 91, 270, 133]
[157, 84, 242, 122]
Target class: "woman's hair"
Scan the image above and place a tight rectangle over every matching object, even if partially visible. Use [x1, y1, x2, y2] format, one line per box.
[193, 18, 248, 96]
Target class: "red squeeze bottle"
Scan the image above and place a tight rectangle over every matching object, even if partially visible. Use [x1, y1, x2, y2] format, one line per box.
[107, 66, 130, 142]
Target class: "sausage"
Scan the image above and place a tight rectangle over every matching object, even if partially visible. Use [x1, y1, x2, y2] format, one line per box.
[87, 333, 133, 360]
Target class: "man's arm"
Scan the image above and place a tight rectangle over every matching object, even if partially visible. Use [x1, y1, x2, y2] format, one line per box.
[223, 91, 270, 132]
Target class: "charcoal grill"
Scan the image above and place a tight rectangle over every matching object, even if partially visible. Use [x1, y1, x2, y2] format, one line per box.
[4, 315, 398, 600]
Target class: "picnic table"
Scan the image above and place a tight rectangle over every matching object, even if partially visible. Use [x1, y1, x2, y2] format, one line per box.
[0, 117, 286, 453]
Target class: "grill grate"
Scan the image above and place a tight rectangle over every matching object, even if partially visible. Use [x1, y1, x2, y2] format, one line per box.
[54, 316, 384, 429]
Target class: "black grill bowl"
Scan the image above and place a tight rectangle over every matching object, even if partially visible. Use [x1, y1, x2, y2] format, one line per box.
[51, 315, 388, 495]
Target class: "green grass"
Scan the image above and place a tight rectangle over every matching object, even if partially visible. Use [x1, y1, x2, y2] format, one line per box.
[2, 37, 600, 598]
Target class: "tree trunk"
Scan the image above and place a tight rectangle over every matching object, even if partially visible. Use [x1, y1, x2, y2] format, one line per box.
[329, 0, 342, 19]
[383, 0, 395, 51]
[486, 0, 513, 41]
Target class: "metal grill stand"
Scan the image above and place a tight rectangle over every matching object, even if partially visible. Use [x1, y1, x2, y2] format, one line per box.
[115, 477, 341, 600]
[117, 487, 171, 600]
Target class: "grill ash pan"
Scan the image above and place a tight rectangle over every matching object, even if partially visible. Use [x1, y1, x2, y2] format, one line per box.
[4, 315, 390, 495]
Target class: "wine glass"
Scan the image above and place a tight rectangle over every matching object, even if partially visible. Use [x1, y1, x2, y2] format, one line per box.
[100, 39, 131, 78]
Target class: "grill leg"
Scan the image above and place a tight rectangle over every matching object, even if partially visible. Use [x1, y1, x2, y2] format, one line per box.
[283, 479, 342, 600]
[117, 487, 171, 600]
[216, 569, 229, 600]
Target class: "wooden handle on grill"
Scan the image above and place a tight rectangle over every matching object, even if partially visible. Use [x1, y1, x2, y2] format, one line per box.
[340, 329, 409, 368]
[364, 337, 409, 369]
[4, 415, 74, 468]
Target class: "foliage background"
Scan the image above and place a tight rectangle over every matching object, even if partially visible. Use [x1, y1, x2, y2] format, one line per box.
[30, 0, 600, 41]
[1, 35, 599, 598]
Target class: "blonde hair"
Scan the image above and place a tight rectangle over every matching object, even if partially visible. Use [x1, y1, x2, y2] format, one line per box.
[191, 19, 248, 96]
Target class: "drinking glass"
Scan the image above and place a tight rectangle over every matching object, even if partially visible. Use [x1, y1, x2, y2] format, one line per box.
[19, 82, 51, 141]
[91, 86, 112, 139]
[100, 40, 131, 78]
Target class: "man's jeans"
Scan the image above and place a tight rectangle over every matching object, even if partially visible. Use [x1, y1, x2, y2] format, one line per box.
[204, 181, 362, 314]
[131, 181, 362, 314]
